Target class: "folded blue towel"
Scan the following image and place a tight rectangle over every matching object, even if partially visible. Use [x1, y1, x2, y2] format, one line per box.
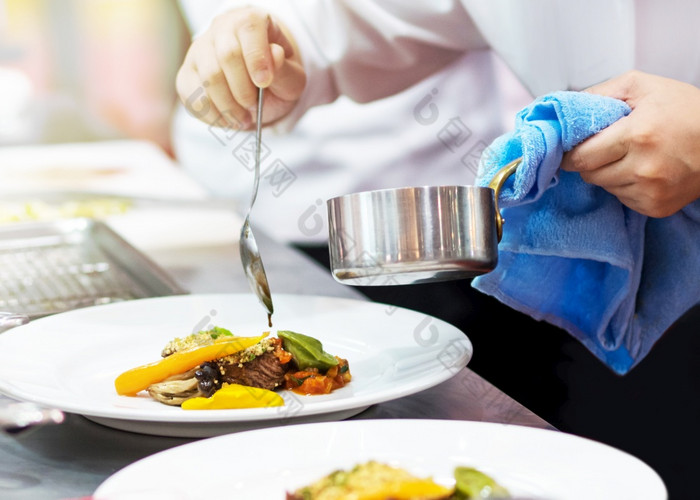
[473, 91, 700, 374]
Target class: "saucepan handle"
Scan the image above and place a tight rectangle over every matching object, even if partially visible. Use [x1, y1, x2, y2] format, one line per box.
[487, 157, 522, 242]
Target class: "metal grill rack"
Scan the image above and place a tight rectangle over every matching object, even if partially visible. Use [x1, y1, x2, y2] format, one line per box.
[0, 218, 185, 319]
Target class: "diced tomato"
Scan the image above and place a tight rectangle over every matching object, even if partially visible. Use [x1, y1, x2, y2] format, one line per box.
[299, 375, 333, 395]
[272, 338, 293, 364]
[282, 357, 352, 395]
[284, 370, 330, 394]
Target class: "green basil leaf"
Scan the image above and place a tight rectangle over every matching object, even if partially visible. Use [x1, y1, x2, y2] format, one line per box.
[278, 330, 339, 371]
[452, 466, 510, 499]
[203, 326, 233, 339]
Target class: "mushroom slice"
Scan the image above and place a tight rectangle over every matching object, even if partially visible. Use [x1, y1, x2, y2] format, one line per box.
[147, 369, 201, 406]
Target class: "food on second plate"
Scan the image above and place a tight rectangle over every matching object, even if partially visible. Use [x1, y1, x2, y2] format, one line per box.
[286, 461, 510, 500]
[114, 328, 351, 409]
[451, 466, 510, 499]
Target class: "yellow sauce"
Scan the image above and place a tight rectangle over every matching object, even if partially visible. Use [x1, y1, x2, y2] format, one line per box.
[181, 383, 284, 410]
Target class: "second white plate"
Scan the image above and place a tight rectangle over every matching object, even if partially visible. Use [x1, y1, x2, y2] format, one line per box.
[0, 293, 471, 437]
[94, 419, 667, 500]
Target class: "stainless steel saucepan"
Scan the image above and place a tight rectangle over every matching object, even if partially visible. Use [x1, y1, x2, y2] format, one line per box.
[327, 158, 520, 285]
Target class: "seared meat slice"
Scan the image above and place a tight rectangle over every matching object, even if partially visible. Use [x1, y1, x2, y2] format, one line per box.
[194, 337, 291, 396]
[196, 350, 290, 396]
[219, 350, 288, 390]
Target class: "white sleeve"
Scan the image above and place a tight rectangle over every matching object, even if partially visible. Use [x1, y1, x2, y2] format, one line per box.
[182, 0, 487, 127]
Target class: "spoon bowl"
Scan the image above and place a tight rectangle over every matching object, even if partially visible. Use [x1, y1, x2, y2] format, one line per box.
[240, 218, 273, 322]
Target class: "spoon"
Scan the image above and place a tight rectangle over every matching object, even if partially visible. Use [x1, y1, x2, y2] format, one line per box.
[0, 312, 29, 334]
[239, 87, 274, 327]
[0, 396, 64, 434]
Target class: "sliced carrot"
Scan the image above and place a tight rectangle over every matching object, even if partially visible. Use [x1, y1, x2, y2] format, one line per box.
[115, 333, 267, 396]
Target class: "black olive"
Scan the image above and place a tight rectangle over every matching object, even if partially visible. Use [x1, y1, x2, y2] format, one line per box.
[195, 362, 221, 397]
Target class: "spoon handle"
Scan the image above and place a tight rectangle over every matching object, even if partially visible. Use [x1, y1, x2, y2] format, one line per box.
[239, 87, 274, 325]
[249, 86, 264, 212]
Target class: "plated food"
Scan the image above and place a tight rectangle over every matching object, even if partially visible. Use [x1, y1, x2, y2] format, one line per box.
[286, 460, 509, 500]
[114, 327, 351, 409]
[92, 419, 666, 499]
[0, 293, 472, 437]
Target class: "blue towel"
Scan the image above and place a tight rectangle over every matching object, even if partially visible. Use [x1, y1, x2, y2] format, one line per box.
[472, 91, 700, 374]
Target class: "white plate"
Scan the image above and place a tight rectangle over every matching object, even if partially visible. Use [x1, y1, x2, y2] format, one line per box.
[93, 419, 667, 500]
[0, 294, 471, 437]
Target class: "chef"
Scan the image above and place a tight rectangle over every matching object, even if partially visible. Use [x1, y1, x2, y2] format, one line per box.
[172, 1, 532, 245]
[171, 2, 700, 498]
[174, 0, 700, 219]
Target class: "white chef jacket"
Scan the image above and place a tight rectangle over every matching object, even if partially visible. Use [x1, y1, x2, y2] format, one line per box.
[172, 0, 700, 243]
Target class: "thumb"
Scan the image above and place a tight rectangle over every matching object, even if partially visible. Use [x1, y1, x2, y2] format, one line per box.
[266, 16, 295, 59]
[584, 71, 648, 104]
[270, 43, 286, 71]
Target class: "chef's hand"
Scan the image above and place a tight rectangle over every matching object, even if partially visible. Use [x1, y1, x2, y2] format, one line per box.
[561, 70, 700, 217]
[176, 7, 306, 130]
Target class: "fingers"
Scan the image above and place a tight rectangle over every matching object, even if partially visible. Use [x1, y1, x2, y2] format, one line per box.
[268, 45, 307, 102]
[584, 72, 636, 101]
[176, 36, 254, 129]
[563, 71, 700, 217]
[559, 113, 644, 211]
[601, 185, 644, 214]
[601, 183, 677, 218]
[176, 57, 240, 128]
[176, 9, 302, 129]
[236, 14, 295, 88]
[201, 40, 254, 128]
[577, 161, 633, 190]
[584, 70, 659, 108]
[562, 130, 681, 217]
[560, 117, 630, 172]
[567, 160, 666, 217]
[214, 30, 258, 120]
